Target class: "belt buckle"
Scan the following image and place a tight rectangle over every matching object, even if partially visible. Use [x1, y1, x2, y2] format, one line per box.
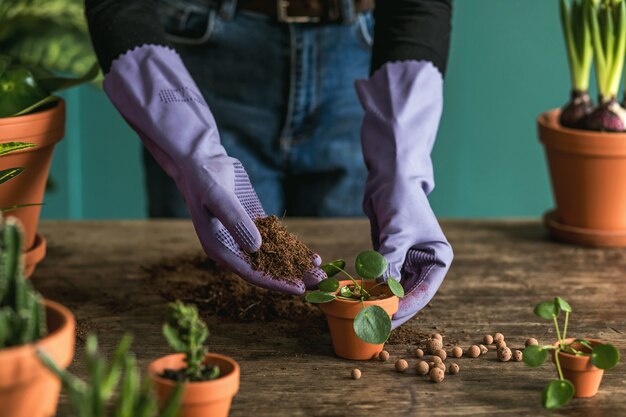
[277, 0, 320, 23]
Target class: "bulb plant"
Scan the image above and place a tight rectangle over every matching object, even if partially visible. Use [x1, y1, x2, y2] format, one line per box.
[305, 250, 404, 345]
[162, 301, 220, 382]
[0, 215, 46, 348]
[523, 296, 620, 409]
[38, 334, 182, 417]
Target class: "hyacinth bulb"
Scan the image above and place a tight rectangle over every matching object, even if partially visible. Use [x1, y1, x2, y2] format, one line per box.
[559, 90, 594, 128]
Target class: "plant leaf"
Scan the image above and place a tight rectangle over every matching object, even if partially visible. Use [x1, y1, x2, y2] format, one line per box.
[0, 167, 24, 184]
[0, 142, 36, 156]
[305, 291, 336, 304]
[339, 285, 353, 298]
[591, 343, 620, 369]
[386, 278, 404, 298]
[13, 95, 59, 116]
[542, 379, 575, 409]
[320, 259, 345, 278]
[318, 277, 339, 293]
[0, 55, 11, 78]
[523, 345, 548, 367]
[0, 203, 42, 213]
[355, 250, 387, 280]
[555, 296, 572, 313]
[353, 305, 391, 344]
[534, 300, 558, 320]
[0, 67, 49, 117]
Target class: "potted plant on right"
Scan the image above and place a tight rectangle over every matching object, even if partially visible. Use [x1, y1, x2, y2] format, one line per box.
[539, 0, 626, 246]
[523, 296, 620, 409]
[148, 301, 241, 417]
[305, 250, 405, 360]
[0, 214, 75, 417]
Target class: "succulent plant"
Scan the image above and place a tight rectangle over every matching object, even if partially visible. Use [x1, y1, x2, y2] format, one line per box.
[38, 334, 181, 417]
[0, 215, 46, 348]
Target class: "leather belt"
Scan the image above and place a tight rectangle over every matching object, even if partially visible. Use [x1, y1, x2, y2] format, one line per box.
[238, 0, 374, 23]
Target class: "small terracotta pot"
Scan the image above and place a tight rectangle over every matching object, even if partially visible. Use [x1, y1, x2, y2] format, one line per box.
[551, 338, 605, 398]
[538, 109, 626, 245]
[148, 353, 240, 417]
[318, 279, 399, 360]
[0, 299, 76, 417]
[0, 100, 65, 274]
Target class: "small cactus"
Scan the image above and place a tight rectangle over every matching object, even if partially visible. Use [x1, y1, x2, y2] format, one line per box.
[0, 215, 46, 348]
[163, 301, 219, 381]
[38, 334, 181, 417]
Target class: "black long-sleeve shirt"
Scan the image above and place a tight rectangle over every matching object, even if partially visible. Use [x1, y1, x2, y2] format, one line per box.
[85, 0, 451, 76]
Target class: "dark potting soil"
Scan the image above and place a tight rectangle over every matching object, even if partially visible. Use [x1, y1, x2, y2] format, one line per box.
[249, 216, 313, 282]
[161, 364, 220, 382]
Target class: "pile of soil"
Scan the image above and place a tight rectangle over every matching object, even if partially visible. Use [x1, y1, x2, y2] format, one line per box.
[249, 216, 313, 281]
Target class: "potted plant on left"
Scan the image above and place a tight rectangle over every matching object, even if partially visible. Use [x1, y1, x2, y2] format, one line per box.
[0, 214, 76, 417]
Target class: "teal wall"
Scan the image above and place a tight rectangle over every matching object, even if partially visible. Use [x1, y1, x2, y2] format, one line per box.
[43, 1, 573, 220]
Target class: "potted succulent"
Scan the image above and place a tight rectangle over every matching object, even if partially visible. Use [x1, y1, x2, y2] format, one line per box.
[539, 0, 626, 246]
[305, 250, 405, 360]
[148, 301, 241, 417]
[39, 334, 182, 417]
[523, 296, 620, 409]
[0, 0, 98, 275]
[0, 214, 75, 417]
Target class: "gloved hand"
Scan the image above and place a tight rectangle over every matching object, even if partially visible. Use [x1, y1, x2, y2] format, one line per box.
[355, 61, 454, 328]
[103, 45, 323, 294]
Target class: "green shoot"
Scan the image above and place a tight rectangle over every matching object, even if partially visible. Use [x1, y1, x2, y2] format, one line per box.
[561, 0, 594, 91]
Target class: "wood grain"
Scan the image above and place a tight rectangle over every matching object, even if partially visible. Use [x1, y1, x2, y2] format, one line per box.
[34, 219, 626, 417]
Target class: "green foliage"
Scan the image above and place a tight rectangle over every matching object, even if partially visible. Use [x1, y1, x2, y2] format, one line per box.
[591, 343, 621, 369]
[38, 334, 182, 417]
[523, 345, 549, 367]
[560, 0, 593, 91]
[0, 214, 46, 348]
[320, 260, 345, 278]
[0, 142, 43, 215]
[163, 301, 218, 381]
[353, 305, 391, 344]
[542, 380, 575, 409]
[354, 250, 387, 279]
[318, 277, 339, 293]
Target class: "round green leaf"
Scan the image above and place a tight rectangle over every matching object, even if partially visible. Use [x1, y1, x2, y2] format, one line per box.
[321, 260, 346, 278]
[534, 300, 558, 320]
[353, 305, 391, 344]
[554, 296, 572, 313]
[355, 251, 387, 280]
[340, 285, 353, 298]
[541, 379, 575, 409]
[305, 291, 336, 304]
[523, 345, 548, 367]
[591, 344, 620, 370]
[386, 278, 404, 298]
[318, 278, 339, 293]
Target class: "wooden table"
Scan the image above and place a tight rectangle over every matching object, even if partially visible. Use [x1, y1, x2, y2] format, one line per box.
[35, 219, 625, 417]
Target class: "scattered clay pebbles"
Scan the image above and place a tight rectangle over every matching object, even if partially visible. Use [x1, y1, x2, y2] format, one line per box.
[434, 349, 447, 361]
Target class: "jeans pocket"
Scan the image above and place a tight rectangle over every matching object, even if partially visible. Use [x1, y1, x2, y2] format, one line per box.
[157, 0, 221, 46]
[354, 10, 374, 50]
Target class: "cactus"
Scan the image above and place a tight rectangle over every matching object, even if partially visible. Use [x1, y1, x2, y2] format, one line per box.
[163, 301, 219, 381]
[0, 215, 46, 348]
[38, 334, 182, 417]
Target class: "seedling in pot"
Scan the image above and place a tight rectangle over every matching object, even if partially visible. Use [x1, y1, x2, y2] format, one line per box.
[162, 300, 220, 381]
[523, 296, 620, 409]
[305, 250, 404, 345]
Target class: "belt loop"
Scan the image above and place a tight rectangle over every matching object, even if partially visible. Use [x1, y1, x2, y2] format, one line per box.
[219, 0, 238, 20]
[340, 0, 355, 23]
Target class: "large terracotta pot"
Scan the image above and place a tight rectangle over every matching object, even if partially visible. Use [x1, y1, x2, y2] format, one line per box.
[538, 109, 626, 246]
[0, 300, 76, 417]
[0, 100, 65, 275]
[551, 338, 605, 398]
[319, 280, 399, 360]
[148, 353, 240, 417]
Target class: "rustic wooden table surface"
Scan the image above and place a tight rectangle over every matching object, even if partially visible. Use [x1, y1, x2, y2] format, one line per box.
[35, 219, 625, 417]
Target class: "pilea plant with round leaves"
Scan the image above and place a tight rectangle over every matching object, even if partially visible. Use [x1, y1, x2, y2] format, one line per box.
[523, 296, 620, 409]
[305, 250, 404, 345]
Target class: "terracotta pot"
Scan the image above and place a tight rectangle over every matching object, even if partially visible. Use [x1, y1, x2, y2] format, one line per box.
[318, 279, 399, 360]
[551, 338, 605, 398]
[538, 109, 626, 246]
[148, 353, 240, 417]
[0, 100, 65, 275]
[0, 299, 76, 417]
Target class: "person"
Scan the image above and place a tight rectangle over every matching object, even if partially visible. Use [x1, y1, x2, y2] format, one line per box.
[84, 0, 453, 327]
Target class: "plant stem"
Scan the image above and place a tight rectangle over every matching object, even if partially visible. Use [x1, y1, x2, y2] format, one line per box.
[554, 348, 565, 380]
[562, 311, 570, 340]
[553, 315, 564, 349]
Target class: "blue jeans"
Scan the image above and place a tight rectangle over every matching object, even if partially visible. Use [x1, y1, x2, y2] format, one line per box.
[145, 0, 373, 217]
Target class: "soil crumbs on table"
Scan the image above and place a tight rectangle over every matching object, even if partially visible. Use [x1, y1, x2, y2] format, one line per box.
[249, 215, 313, 281]
[145, 253, 430, 345]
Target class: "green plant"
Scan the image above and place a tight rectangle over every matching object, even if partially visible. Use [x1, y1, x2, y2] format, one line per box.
[306, 250, 404, 344]
[562, 0, 594, 95]
[523, 296, 620, 409]
[38, 334, 182, 417]
[163, 301, 220, 382]
[0, 141, 42, 213]
[0, 214, 46, 348]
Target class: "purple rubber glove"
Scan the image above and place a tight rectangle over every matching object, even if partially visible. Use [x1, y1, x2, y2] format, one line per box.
[355, 61, 454, 328]
[103, 45, 324, 294]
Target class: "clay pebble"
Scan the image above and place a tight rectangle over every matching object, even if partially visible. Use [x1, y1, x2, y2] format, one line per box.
[416, 361, 430, 375]
[483, 334, 494, 345]
[378, 350, 390, 362]
[429, 367, 445, 383]
[498, 347, 512, 362]
[495, 339, 507, 350]
[479, 344, 488, 355]
[525, 338, 539, 347]
[431, 333, 443, 341]
[395, 359, 409, 373]
[448, 363, 460, 375]
[427, 338, 443, 354]
[351, 369, 361, 380]
[415, 348, 424, 358]
[494, 332, 505, 342]
[451, 346, 463, 358]
[431, 355, 443, 364]
[466, 345, 481, 358]
[434, 349, 447, 361]
[514, 350, 523, 362]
